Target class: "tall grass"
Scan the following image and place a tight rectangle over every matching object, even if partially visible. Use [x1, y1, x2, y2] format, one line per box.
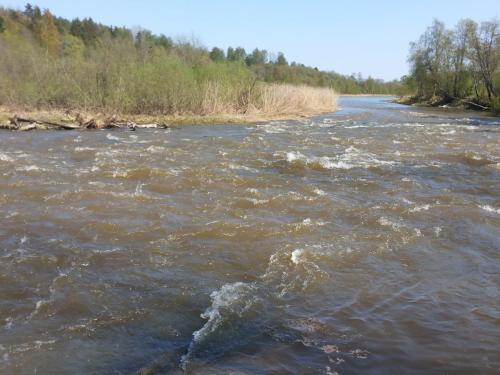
[248, 83, 337, 116]
[197, 82, 337, 116]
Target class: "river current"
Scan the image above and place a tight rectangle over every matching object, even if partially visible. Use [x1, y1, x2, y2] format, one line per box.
[0, 97, 499, 374]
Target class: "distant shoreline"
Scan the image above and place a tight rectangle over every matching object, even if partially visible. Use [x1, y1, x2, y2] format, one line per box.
[393, 96, 498, 117]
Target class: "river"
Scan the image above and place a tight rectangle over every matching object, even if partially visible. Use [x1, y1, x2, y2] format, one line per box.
[0, 97, 499, 374]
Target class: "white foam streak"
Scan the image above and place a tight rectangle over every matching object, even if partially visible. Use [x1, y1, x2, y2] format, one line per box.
[0, 153, 14, 162]
[479, 205, 500, 214]
[283, 146, 396, 170]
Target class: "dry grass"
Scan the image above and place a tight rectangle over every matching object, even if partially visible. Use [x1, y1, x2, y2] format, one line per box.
[249, 83, 337, 116]
[199, 82, 337, 117]
[0, 83, 338, 126]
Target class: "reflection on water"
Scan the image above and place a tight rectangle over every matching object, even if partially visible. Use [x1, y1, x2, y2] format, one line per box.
[0, 97, 499, 374]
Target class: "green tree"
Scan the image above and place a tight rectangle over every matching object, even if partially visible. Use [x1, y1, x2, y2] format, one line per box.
[246, 48, 268, 65]
[276, 52, 288, 65]
[0, 16, 5, 33]
[24, 3, 41, 25]
[227, 47, 246, 62]
[156, 34, 173, 50]
[70, 17, 99, 46]
[467, 19, 499, 100]
[36, 10, 61, 57]
[209, 47, 225, 62]
[62, 34, 85, 58]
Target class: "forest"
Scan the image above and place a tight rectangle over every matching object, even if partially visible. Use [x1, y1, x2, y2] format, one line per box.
[404, 18, 500, 113]
[0, 4, 404, 118]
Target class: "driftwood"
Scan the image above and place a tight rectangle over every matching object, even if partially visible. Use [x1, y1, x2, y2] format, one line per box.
[1, 114, 169, 132]
[456, 98, 489, 110]
[433, 88, 491, 111]
[10, 115, 81, 130]
[0, 123, 19, 130]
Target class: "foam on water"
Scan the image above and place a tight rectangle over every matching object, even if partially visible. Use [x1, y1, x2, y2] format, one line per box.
[106, 133, 121, 141]
[479, 204, 500, 214]
[181, 246, 332, 370]
[181, 282, 261, 368]
[0, 153, 14, 162]
[410, 204, 431, 213]
[282, 146, 396, 171]
[1, 96, 499, 374]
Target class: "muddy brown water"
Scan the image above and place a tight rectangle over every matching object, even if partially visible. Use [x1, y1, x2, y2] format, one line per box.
[0, 97, 499, 374]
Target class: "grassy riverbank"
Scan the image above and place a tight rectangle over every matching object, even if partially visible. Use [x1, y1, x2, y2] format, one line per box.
[0, 5, 398, 124]
[0, 84, 337, 128]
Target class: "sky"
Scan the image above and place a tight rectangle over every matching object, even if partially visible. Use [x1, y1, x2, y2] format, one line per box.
[2, 0, 499, 81]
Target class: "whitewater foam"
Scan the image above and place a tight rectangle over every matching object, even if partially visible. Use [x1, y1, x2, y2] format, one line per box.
[479, 205, 500, 214]
[0, 153, 14, 162]
[181, 246, 331, 369]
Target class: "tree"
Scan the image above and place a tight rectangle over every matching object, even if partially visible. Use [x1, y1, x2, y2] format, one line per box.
[276, 52, 288, 65]
[451, 19, 472, 97]
[0, 16, 5, 33]
[227, 47, 246, 62]
[408, 19, 454, 97]
[36, 10, 61, 57]
[467, 19, 499, 100]
[70, 17, 99, 46]
[109, 26, 133, 41]
[62, 34, 85, 58]
[209, 47, 225, 62]
[156, 34, 173, 50]
[406, 17, 499, 105]
[24, 3, 41, 23]
[246, 48, 268, 65]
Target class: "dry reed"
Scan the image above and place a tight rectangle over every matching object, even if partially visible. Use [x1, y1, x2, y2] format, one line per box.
[200, 82, 337, 117]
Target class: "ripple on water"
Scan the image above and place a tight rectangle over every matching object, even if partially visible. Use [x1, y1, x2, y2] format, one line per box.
[1, 97, 499, 374]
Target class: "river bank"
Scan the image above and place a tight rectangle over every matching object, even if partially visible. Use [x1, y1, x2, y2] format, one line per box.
[394, 95, 499, 116]
[0, 100, 338, 130]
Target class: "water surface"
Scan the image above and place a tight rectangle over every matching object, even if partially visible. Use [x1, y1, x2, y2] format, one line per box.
[1, 97, 499, 374]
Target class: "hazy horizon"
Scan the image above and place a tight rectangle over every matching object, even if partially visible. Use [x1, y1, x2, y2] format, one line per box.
[2, 0, 499, 80]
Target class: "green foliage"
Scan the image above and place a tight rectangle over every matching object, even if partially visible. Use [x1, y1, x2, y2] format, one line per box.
[62, 34, 85, 58]
[209, 47, 225, 62]
[407, 18, 499, 106]
[276, 52, 288, 66]
[0, 16, 5, 33]
[246, 48, 268, 66]
[227, 47, 246, 62]
[23, 3, 41, 26]
[70, 18, 100, 46]
[36, 10, 61, 57]
[0, 5, 403, 115]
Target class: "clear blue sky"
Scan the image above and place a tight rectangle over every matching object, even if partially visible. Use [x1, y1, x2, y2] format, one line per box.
[2, 0, 499, 80]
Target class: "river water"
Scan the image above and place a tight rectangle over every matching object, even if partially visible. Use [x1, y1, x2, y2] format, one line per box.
[0, 97, 499, 374]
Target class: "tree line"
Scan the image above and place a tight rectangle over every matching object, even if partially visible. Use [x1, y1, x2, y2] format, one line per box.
[210, 46, 405, 94]
[0, 4, 403, 116]
[404, 18, 500, 112]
